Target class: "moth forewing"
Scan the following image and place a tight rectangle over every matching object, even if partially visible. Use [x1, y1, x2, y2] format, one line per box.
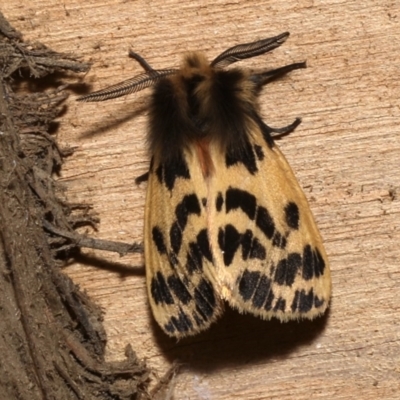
[144, 149, 223, 338]
[207, 133, 330, 322]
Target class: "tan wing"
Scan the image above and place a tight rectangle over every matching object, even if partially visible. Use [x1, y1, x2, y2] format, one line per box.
[144, 149, 223, 338]
[207, 128, 331, 321]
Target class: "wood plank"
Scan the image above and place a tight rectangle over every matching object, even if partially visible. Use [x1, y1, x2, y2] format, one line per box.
[3, 1, 400, 398]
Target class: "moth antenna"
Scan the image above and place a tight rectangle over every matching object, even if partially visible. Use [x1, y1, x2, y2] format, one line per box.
[251, 62, 307, 87]
[211, 32, 290, 68]
[77, 68, 177, 102]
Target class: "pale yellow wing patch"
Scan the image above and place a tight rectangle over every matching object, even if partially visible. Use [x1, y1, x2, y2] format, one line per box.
[144, 149, 223, 338]
[207, 129, 331, 321]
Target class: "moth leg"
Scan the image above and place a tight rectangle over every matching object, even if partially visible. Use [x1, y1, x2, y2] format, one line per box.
[135, 171, 149, 184]
[265, 117, 302, 138]
[129, 50, 155, 72]
[251, 62, 306, 87]
[252, 112, 301, 145]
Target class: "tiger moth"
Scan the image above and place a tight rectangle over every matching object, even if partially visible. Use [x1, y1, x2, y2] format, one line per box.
[78, 32, 331, 338]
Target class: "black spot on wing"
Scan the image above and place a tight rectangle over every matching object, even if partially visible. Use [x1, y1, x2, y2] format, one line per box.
[256, 206, 275, 240]
[252, 275, 273, 309]
[264, 288, 275, 311]
[285, 202, 300, 230]
[152, 226, 167, 255]
[241, 230, 255, 260]
[314, 296, 325, 308]
[219, 225, 266, 266]
[291, 288, 323, 313]
[176, 194, 201, 227]
[192, 313, 204, 327]
[170, 222, 182, 255]
[197, 229, 213, 262]
[221, 188, 286, 249]
[241, 230, 266, 261]
[151, 272, 174, 305]
[218, 224, 241, 266]
[155, 154, 190, 191]
[155, 164, 163, 184]
[185, 229, 213, 274]
[273, 297, 286, 312]
[226, 188, 257, 220]
[274, 252, 302, 286]
[186, 242, 203, 274]
[302, 245, 326, 280]
[194, 279, 217, 321]
[250, 238, 267, 260]
[167, 275, 191, 305]
[291, 289, 314, 313]
[164, 309, 193, 334]
[164, 322, 175, 334]
[216, 192, 224, 211]
[226, 137, 258, 174]
[272, 231, 287, 249]
[170, 194, 201, 254]
[238, 270, 260, 301]
[238, 270, 275, 310]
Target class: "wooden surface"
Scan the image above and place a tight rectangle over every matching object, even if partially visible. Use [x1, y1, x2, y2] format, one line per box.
[4, 1, 400, 398]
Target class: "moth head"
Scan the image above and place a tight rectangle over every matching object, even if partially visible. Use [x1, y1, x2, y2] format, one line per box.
[181, 52, 212, 77]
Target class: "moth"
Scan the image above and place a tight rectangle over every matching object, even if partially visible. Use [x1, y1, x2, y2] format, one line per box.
[78, 32, 331, 338]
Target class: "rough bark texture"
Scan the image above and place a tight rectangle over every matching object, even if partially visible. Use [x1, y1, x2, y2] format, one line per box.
[0, 12, 151, 400]
[2, 1, 399, 399]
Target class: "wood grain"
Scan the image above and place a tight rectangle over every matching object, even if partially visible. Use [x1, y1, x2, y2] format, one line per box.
[3, 1, 400, 398]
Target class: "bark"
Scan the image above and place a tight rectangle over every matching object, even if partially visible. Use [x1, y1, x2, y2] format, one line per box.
[0, 12, 151, 400]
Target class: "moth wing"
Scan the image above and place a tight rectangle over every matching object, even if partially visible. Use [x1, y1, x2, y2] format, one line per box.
[208, 128, 331, 321]
[144, 150, 223, 338]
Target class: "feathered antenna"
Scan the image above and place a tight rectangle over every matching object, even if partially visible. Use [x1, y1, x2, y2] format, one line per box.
[211, 31, 289, 68]
[77, 50, 177, 102]
[78, 33, 293, 101]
